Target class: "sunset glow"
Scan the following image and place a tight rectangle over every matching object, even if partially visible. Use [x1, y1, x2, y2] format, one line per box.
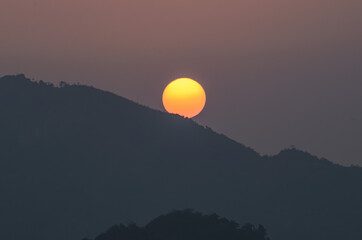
[162, 78, 206, 118]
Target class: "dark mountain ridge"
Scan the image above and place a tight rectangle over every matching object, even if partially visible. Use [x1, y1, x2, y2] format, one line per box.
[0, 75, 361, 240]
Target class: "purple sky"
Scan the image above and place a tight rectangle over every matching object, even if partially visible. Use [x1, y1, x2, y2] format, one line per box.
[1, 0, 362, 165]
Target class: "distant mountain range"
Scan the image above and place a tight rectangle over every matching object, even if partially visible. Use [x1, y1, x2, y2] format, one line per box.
[1, 74, 361, 240]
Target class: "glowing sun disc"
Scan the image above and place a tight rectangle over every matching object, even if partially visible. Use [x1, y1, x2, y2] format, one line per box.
[162, 78, 206, 118]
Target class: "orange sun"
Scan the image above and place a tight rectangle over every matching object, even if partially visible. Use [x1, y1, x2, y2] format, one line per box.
[162, 78, 206, 118]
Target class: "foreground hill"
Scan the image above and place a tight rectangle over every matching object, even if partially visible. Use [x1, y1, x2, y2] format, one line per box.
[0, 75, 361, 240]
[85, 209, 269, 240]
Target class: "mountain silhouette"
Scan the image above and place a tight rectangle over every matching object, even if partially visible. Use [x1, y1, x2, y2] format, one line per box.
[84, 209, 269, 240]
[1, 74, 361, 240]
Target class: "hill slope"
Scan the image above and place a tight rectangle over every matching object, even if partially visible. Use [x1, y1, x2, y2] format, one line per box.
[0, 75, 361, 240]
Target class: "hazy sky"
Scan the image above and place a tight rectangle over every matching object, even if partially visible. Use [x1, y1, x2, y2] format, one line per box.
[1, 0, 362, 166]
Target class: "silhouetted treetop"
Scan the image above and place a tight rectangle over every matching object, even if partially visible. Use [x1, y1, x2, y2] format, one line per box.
[86, 210, 270, 240]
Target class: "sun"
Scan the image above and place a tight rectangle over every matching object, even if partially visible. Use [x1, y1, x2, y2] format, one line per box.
[162, 78, 206, 118]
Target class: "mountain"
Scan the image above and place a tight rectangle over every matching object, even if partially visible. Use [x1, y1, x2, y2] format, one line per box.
[0, 74, 361, 240]
[85, 209, 270, 240]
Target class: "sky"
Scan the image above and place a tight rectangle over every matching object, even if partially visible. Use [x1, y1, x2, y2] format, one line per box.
[1, 0, 362, 166]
